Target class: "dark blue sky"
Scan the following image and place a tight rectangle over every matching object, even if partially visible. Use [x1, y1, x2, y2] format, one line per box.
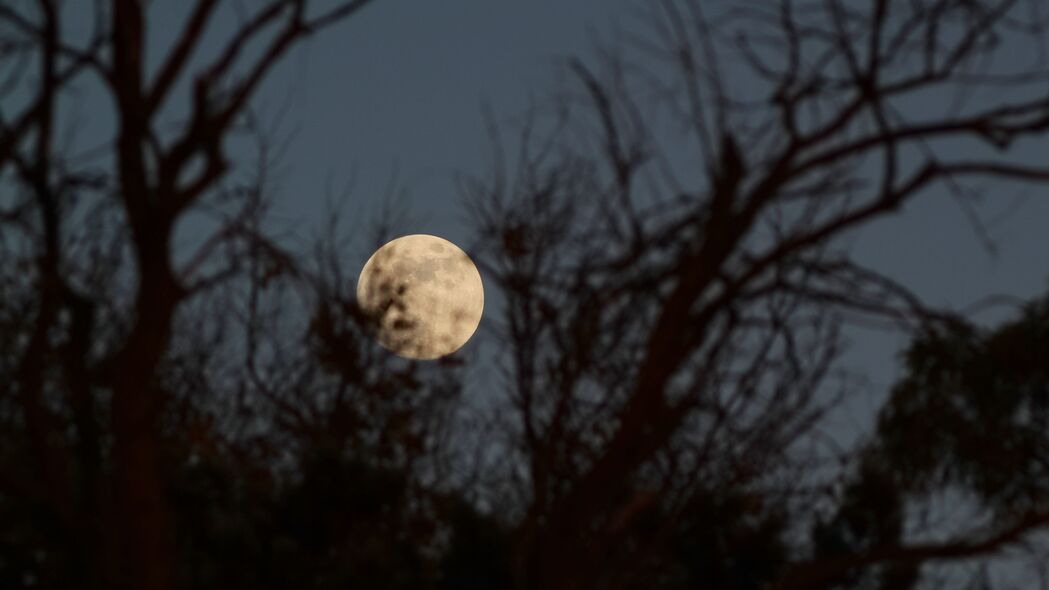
[265, 0, 637, 236]
[104, 0, 1048, 431]
[261, 1, 1048, 396]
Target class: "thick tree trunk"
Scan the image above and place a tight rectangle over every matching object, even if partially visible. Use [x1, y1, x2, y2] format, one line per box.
[108, 266, 179, 590]
[110, 382, 174, 590]
[109, 1, 179, 581]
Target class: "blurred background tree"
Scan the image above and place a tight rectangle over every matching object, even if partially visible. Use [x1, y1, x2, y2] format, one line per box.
[0, 1, 467, 588]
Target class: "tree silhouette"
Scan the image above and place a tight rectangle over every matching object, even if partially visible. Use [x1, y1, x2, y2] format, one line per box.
[0, 2, 463, 589]
[464, 0, 1049, 587]
[800, 295, 1049, 590]
[2, 1, 1049, 589]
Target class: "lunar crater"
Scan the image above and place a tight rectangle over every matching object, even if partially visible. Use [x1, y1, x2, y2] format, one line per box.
[357, 234, 484, 360]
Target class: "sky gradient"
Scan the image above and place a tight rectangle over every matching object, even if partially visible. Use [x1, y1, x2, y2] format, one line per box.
[140, 0, 1049, 433]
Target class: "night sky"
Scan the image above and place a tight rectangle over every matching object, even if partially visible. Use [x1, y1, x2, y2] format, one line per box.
[45, 0, 1049, 453]
[214, 0, 1049, 426]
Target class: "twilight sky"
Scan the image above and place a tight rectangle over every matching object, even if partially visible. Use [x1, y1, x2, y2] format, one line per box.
[71, 0, 1049, 433]
[266, 1, 1048, 404]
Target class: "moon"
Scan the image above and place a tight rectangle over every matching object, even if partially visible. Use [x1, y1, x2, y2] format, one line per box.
[356, 234, 484, 360]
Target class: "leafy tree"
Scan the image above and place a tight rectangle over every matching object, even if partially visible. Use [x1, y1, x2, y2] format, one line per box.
[878, 298, 1049, 510]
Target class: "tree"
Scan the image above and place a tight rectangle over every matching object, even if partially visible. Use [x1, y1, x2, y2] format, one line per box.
[464, 0, 1049, 587]
[800, 294, 1049, 590]
[0, 2, 469, 589]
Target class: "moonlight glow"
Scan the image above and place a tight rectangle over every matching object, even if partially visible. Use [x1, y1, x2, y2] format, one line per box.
[356, 234, 484, 360]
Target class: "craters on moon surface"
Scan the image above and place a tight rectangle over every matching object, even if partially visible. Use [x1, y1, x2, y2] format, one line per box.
[356, 234, 484, 360]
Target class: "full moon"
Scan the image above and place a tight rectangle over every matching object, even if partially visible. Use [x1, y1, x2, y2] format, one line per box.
[356, 234, 484, 360]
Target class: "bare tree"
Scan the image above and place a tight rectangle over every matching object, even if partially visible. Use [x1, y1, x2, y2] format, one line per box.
[0, 2, 392, 588]
[465, 0, 1049, 587]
